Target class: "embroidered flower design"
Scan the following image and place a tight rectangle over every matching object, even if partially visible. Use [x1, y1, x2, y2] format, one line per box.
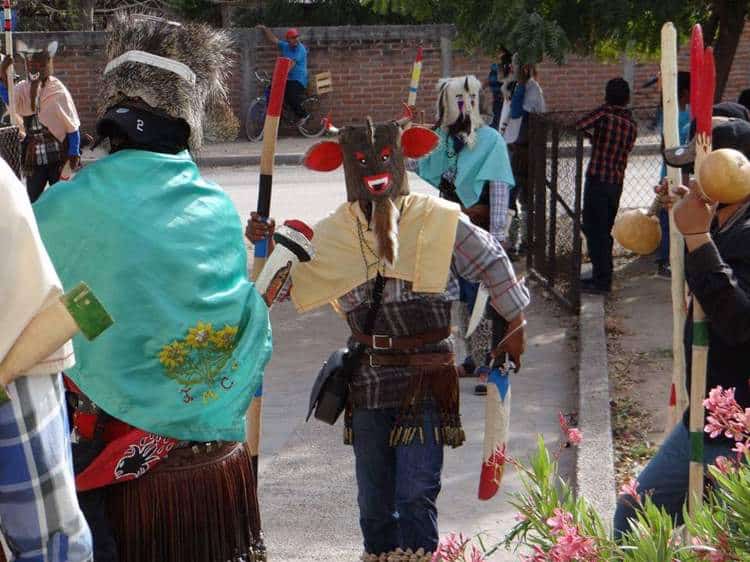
[210, 325, 238, 350]
[186, 321, 214, 348]
[158, 341, 188, 370]
[157, 321, 239, 404]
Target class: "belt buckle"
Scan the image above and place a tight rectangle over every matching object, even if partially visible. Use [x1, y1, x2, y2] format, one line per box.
[371, 334, 392, 350]
[368, 353, 381, 368]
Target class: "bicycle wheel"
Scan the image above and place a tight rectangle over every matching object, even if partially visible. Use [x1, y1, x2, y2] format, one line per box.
[245, 98, 266, 142]
[297, 96, 326, 138]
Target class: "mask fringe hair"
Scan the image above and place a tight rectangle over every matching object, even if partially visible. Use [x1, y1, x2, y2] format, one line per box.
[372, 198, 400, 269]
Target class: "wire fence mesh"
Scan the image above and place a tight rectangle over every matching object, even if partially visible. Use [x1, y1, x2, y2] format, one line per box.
[0, 125, 21, 178]
[526, 107, 664, 312]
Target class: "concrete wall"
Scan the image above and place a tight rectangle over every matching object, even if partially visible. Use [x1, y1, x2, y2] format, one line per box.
[16, 24, 750, 135]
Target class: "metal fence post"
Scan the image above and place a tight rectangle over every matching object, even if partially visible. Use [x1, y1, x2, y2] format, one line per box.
[548, 124, 560, 286]
[533, 119, 547, 277]
[572, 132, 585, 311]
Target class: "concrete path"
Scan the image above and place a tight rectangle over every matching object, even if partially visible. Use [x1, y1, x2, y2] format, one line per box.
[255, 294, 577, 561]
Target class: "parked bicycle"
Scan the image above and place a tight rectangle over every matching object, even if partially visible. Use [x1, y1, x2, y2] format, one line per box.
[245, 69, 327, 141]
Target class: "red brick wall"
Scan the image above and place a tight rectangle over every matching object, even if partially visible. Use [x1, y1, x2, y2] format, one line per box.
[24, 24, 750, 137]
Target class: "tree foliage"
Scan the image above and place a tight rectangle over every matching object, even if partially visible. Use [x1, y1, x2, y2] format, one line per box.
[364, 0, 747, 99]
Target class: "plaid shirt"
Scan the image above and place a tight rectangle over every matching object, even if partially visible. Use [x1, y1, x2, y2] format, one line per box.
[0, 375, 92, 562]
[337, 215, 530, 409]
[576, 105, 637, 185]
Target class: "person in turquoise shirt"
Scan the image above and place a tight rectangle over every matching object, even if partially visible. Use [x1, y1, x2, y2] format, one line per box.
[33, 14, 271, 562]
[257, 24, 310, 125]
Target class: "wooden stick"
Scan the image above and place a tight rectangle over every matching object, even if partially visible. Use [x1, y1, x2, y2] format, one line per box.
[687, 25, 715, 521]
[660, 23, 688, 433]
[247, 57, 292, 478]
[3, 0, 13, 123]
[406, 46, 423, 108]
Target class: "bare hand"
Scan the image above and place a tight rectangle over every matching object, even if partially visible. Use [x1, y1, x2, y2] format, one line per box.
[492, 313, 526, 371]
[245, 211, 275, 243]
[68, 155, 81, 171]
[673, 179, 715, 235]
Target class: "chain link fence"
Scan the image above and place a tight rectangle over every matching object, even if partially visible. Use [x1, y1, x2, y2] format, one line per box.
[0, 126, 22, 178]
[525, 107, 663, 312]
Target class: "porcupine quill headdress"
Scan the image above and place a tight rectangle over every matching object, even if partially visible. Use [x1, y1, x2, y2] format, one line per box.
[99, 13, 232, 153]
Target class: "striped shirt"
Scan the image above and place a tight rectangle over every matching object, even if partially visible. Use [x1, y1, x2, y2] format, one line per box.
[338, 215, 529, 409]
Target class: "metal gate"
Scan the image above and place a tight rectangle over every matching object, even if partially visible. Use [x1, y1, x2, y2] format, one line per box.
[525, 112, 584, 312]
[0, 125, 22, 178]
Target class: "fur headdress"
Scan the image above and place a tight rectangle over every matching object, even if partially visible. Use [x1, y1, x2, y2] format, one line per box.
[435, 75, 485, 147]
[100, 13, 232, 152]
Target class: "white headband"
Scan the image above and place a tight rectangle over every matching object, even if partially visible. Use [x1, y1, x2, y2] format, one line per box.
[103, 50, 196, 86]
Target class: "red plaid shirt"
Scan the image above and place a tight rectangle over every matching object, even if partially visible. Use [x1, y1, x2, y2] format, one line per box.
[576, 105, 637, 185]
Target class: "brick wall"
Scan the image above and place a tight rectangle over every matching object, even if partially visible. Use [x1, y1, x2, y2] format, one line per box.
[17, 23, 750, 137]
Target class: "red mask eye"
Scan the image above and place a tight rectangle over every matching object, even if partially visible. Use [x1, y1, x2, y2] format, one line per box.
[354, 151, 367, 165]
[380, 147, 392, 162]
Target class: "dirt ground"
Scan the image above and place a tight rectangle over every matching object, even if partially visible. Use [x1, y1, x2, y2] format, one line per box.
[605, 254, 675, 488]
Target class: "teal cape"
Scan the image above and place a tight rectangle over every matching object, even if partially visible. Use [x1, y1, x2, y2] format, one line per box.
[417, 126, 515, 207]
[34, 149, 272, 442]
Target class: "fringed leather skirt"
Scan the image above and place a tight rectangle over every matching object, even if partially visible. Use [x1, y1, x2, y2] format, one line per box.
[108, 442, 265, 562]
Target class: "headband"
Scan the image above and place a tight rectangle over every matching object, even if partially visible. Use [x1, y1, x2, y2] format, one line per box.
[104, 50, 196, 86]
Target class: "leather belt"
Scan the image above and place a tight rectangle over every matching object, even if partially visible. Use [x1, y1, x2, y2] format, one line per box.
[351, 327, 451, 350]
[361, 352, 455, 368]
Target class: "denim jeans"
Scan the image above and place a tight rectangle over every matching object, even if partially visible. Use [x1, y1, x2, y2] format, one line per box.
[582, 178, 623, 290]
[352, 406, 444, 554]
[613, 422, 733, 538]
[657, 208, 670, 265]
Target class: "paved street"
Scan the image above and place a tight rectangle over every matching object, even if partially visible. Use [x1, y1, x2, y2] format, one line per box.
[202, 165, 578, 561]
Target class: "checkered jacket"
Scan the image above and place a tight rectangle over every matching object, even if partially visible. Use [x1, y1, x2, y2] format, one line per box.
[338, 215, 530, 409]
[576, 104, 638, 186]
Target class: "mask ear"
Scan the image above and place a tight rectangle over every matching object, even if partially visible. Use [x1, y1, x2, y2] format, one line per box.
[303, 141, 343, 171]
[401, 127, 439, 159]
[47, 41, 59, 58]
[15, 40, 28, 55]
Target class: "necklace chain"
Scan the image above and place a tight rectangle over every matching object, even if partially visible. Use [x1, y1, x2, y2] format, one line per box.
[356, 217, 382, 303]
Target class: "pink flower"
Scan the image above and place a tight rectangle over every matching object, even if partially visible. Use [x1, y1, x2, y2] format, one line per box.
[521, 546, 548, 562]
[732, 440, 750, 457]
[620, 478, 641, 503]
[514, 512, 528, 522]
[566, 428, 583, 446]
[432, 532, 467, 562]
[713, 456, 735, 475]
[558, 412, 569, 432]
[468, 545, 485, 562]
[546, 508, 574, 534]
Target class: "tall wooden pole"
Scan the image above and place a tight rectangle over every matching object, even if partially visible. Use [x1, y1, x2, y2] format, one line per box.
[3, 0, 13, 124]
[247, 57, 292, 479]
[687, 25, 715, 521]
[660, 23, 688, 432]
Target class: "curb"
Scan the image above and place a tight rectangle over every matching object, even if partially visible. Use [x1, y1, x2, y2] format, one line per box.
[576, 294, 617, 527]
[196, 153, 305, 168]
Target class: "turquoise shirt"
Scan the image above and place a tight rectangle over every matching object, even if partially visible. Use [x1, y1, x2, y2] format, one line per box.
[34, 150, 272, 442]
[279, 40, 308, 87]
[417, 126, 515, 208]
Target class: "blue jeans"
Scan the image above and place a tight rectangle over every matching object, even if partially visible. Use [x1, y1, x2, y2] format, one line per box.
[657, 208, 670, 264]
[613, 422, 733, 538]
[352, 406, 444, 554]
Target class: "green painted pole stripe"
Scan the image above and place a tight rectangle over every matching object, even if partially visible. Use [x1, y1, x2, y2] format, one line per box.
[0, 385, 8, 404]
[693, 321, 710, 347]
[690, 431, 705, 463]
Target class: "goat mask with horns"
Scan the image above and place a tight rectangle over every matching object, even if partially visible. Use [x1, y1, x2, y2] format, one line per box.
[303, 118, 438, 267]
[435, 75, 484, 148]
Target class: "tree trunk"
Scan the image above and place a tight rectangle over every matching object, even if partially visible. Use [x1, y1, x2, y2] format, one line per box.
[80, 0, 95, 31]
[710, 0, 747, 102]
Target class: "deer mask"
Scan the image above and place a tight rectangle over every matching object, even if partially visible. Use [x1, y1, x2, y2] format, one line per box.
[303, 118, 438, 267]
